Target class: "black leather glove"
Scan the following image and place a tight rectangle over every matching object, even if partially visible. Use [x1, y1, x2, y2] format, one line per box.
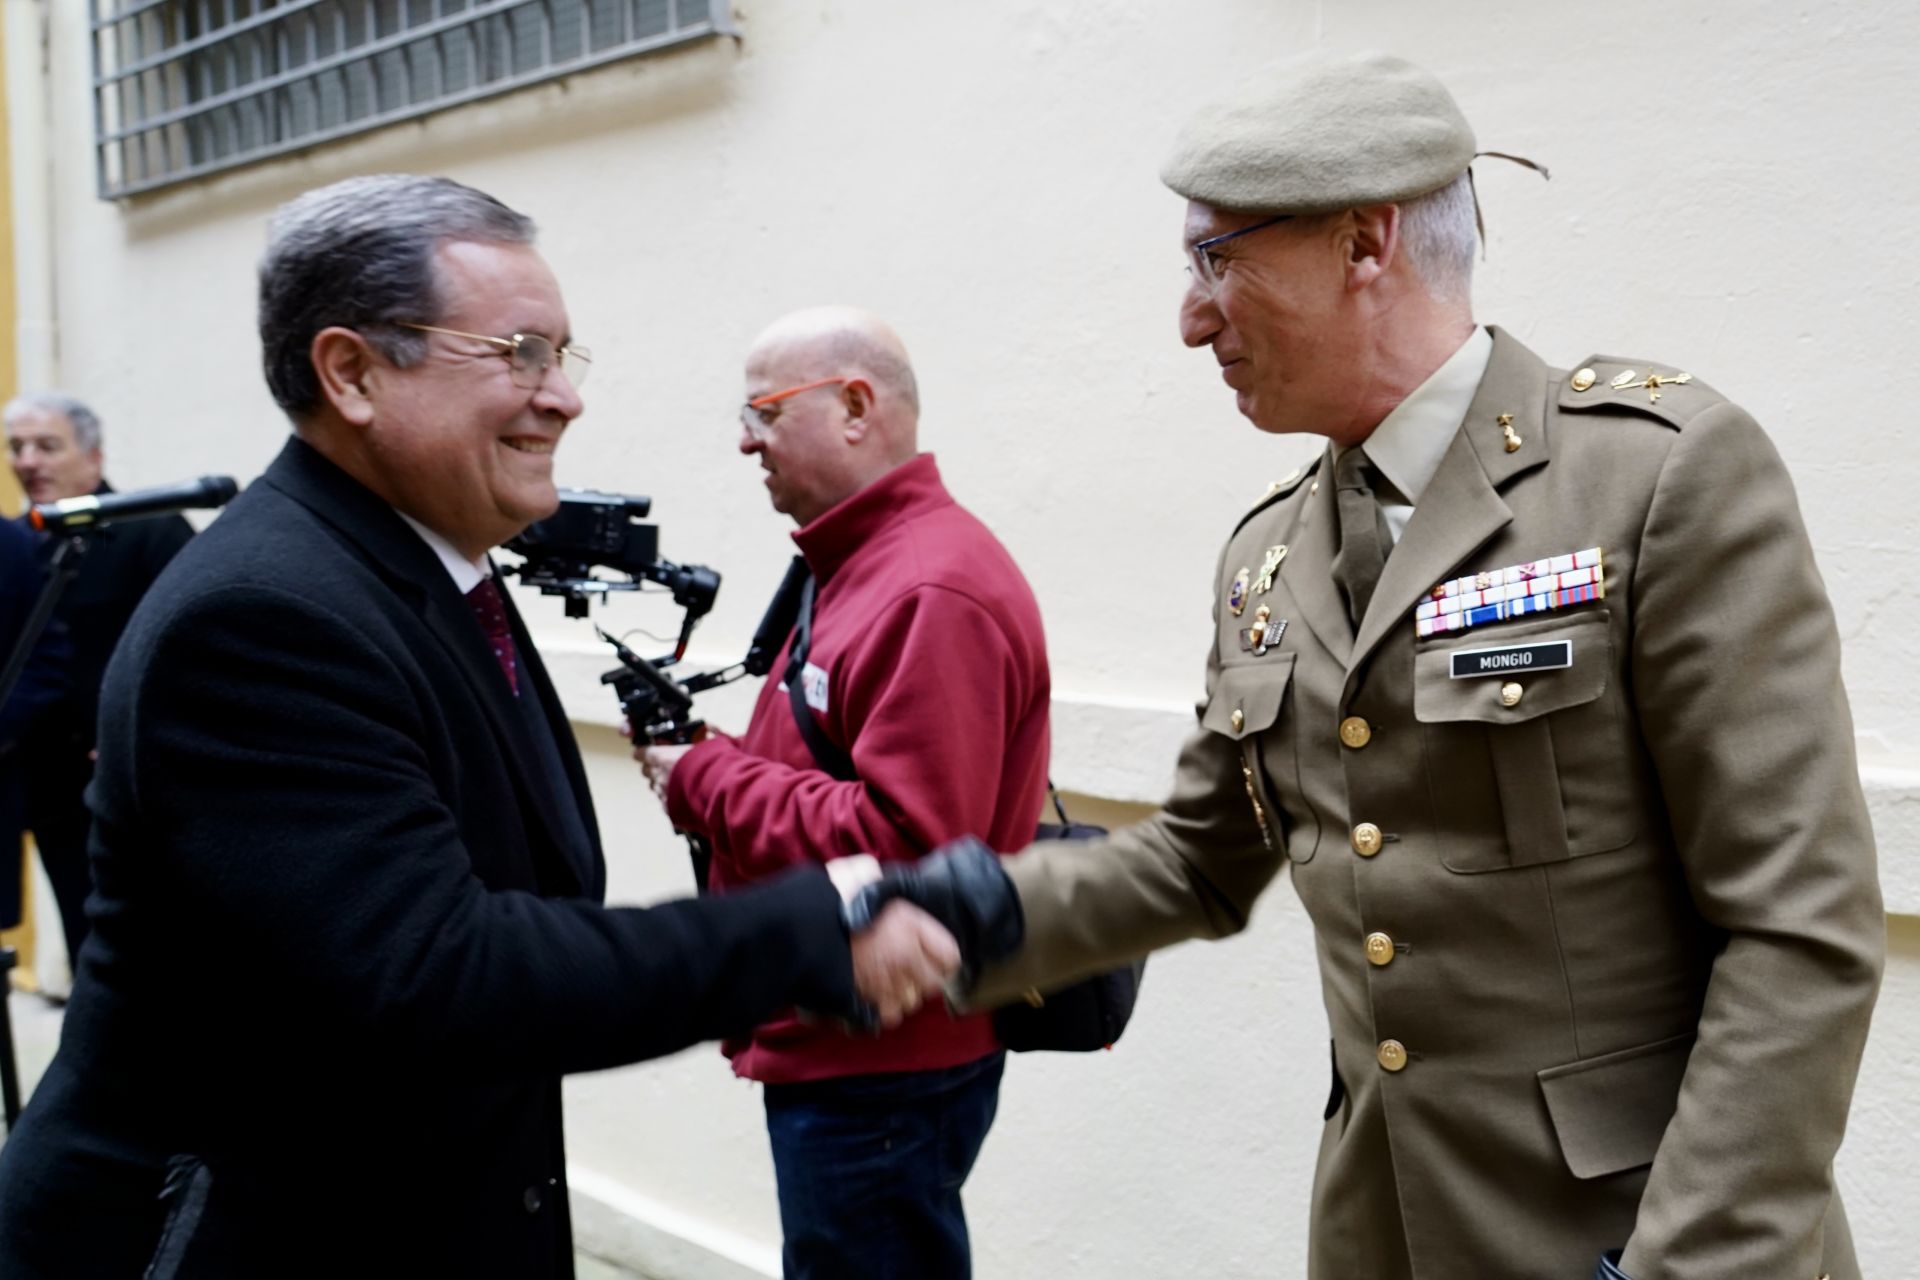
[843, 836, 1025, 995]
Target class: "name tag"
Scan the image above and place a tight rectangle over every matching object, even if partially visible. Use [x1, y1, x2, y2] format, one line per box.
[777, 661, 832, 712]
[800, 661, 830, 712]
[1448, 640, 1572, 679]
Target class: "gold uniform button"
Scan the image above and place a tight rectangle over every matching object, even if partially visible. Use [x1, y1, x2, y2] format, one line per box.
[1351, 823, 1383, 857]
[1570, 366, 1597, 392]
[1499, 682, 1524, 708]
[1231, 708, 1245, 733]
[1376, 1039, 1408, 1072]
[1364, 932, 1394, 966]
[1339, 716, 1372, 749]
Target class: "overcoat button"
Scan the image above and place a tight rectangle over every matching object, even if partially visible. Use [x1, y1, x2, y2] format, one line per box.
[1351, 823, 1383, 857]
[1339, 717, 1371, 749]
[1377, 1039, 1408, 1072]
[1500, 682, 1524, 708]
[524, 1186, 544, 1213]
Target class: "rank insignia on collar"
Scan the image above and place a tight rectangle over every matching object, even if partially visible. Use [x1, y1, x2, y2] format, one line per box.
[1416, 548, 1606, 638]
[1254, 544, 1288, 595]
[1228, 567, 1251, 616]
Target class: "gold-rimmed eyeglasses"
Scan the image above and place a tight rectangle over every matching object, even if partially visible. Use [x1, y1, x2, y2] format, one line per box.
[739, 377, 849, 440]
[395, 322, 592, 389]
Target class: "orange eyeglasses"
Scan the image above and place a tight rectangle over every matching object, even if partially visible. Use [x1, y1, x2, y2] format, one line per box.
[739, 377, 851, 439]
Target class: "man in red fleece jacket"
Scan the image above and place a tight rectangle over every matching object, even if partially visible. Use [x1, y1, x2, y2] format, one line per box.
[640, 306, 1050, 1279]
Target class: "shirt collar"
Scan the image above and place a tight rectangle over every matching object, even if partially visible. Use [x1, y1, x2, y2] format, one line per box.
[1352, 325, 1493, 506]
[395, 511, 491, 594]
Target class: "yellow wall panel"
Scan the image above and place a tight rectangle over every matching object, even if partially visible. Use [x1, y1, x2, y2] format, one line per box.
[0, 5, 17, 519]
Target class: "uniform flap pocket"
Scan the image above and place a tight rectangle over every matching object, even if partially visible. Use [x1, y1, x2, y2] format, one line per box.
[1414, 610, 1611, 725]
[1201, 656, 1296, 741]
[1538, 1031, 1694, 1180]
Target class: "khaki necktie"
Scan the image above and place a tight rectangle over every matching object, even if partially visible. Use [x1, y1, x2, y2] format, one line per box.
[1332, 446, 1393, 629]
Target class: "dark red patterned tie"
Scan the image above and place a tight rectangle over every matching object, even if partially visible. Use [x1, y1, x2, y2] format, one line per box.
[465, 577, 519, 696]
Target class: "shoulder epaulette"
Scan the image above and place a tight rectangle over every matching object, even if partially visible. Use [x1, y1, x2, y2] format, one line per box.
[1232, 455, 1321, 538]
[1555, 356, 1728, 430]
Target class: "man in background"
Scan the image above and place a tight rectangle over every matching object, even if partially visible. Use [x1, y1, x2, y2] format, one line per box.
[641, 307, 1051, 1279]
[5, 393, 193, 964]
[0, 176, 957, 1279]
[1, 518, 69, 942]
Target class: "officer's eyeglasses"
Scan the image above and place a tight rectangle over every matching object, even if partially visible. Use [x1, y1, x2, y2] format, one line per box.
[740, 378, 849, 440]
[1184, 215, 1295, 298]
[395, 322, 592, 389]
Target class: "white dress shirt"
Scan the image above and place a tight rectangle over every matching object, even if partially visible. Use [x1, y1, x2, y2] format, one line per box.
[396, 511, 491, 593]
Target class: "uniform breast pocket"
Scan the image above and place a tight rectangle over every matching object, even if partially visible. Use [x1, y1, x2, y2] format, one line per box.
[1202, 657, 1317, 864]
[1414, 610, 1638, 872]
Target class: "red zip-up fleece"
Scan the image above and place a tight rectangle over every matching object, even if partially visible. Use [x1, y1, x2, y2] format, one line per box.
[666, 453, 1051, 1083]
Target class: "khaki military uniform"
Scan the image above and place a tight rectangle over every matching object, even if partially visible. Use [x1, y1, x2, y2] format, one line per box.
[976, 328, 1883, 1280]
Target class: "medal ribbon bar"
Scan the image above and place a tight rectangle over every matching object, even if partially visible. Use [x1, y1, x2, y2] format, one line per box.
[1415, 548, 1606, 639]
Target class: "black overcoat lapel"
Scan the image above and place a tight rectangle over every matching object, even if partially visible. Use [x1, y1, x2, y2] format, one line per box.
[258, 438, 588, 896]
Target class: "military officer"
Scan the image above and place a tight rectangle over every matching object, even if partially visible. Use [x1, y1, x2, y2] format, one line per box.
[859, 50, 1884, 1280]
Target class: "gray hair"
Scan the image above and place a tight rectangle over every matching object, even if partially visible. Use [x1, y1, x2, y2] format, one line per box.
[1397, 172, 1479, 305]
[3, 391, 103, 451]
[257, 174, 536, 415]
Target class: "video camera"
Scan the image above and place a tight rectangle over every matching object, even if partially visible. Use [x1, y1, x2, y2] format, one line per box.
[504, 489, 807, 746]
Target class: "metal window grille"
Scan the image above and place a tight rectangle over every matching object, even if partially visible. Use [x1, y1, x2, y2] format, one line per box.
[90, 0, 737, 199]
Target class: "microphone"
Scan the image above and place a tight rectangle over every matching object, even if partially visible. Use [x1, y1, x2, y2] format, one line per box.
[742, 555, 812, 677]
[28, 475, 240, 535]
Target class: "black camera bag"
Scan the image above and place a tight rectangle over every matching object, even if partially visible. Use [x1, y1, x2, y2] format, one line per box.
[988, 801, 1146, 1053]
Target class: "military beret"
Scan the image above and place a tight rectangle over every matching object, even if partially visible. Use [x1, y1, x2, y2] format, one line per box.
[1161, 50, 1478, 215]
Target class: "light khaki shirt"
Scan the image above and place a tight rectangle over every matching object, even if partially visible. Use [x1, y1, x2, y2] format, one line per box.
[1335, 324, 1492, 546]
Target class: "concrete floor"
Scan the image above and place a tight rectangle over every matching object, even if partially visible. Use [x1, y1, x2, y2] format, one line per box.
[3, 989, 649, 1279]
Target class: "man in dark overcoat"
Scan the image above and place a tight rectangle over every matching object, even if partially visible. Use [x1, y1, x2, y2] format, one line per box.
[5, 392, 194, 961]
[0, 174, 956, 1279]
[1, 516, 69, 933]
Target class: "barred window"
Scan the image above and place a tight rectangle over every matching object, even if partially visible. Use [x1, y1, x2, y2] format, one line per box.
[91, 1, 737, 199]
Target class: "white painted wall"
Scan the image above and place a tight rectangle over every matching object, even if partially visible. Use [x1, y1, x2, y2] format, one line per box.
[11, 0, 1916, 1275]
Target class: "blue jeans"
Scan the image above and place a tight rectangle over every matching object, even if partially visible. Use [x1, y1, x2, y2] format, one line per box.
[1595, 1251, 1633, 1279]
[763, 1052, 1005, 1280]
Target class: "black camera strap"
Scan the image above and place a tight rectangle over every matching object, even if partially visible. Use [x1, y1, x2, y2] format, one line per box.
[785, 573, 1080, 822]
[784, 572, 857, 782]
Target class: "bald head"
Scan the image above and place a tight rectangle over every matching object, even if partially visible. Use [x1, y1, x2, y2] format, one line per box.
[740, 307, 924, 526]
[749, 306, 920, 420]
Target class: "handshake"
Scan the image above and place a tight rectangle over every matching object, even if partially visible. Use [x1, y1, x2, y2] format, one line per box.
[833, 838, 1025, 1028]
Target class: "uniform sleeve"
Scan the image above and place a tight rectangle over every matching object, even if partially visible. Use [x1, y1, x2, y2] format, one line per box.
[1617, 406, 1883, 1279]
[124, 584, 858, 1076]
[667, 585, 1031, 878]
[970, 552, 1286, 1008]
